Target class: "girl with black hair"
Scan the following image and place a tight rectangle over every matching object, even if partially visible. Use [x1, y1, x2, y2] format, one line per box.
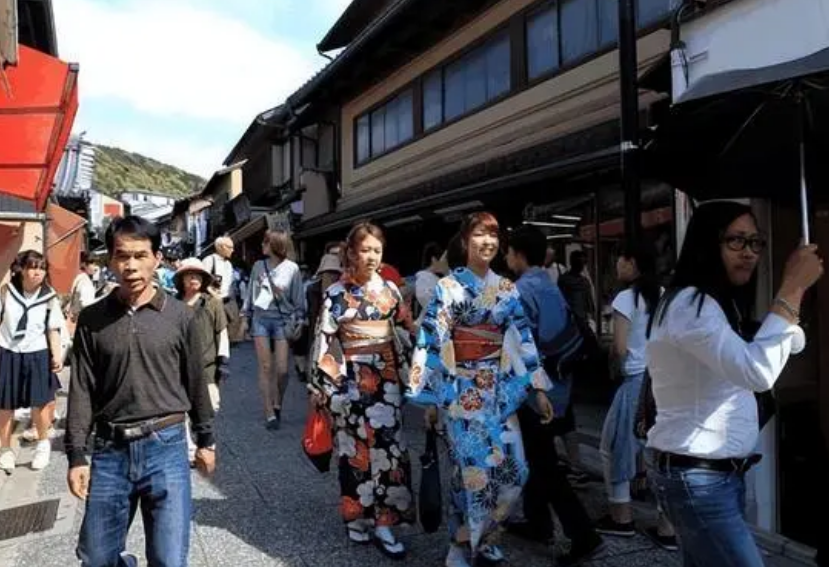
[596, 241, 665, 539]
[0, 250, 65, 473]
[646, 201, 823, 566]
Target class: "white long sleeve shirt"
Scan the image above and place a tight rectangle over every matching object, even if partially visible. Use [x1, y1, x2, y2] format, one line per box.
[646, 287, 805, 459]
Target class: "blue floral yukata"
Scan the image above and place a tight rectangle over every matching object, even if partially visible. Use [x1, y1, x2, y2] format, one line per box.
[406, 267, 551, 552]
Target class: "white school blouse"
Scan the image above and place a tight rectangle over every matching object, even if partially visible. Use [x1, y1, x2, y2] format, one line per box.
[0, 285, 64, 353]
[646, 287, 805, 459]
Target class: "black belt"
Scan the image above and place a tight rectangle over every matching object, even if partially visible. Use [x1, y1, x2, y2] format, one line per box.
[96, 413, 186, 443]
[653, 450, 762, 474]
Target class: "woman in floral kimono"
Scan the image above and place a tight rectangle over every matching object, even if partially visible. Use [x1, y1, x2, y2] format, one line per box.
[310, 222, 415, 560]
[408, 212, 554, 567]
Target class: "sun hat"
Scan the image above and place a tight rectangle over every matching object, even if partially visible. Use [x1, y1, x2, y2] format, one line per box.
[174, 257, 213, 287]
[315, 253, 343, 276]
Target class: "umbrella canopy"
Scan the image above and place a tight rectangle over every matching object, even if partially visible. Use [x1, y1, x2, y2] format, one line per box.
[645, 46, 829, 204]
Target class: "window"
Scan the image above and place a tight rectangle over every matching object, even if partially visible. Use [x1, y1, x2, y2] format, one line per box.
[355, 89, 414, 164]
[527, 7, 559, 80]
[598, 0, 618, 47]
[638, 0, 675, 27]
[423, 71, 443, 130]
[561, 0, 599, 64]
[432, 32, 512, 125]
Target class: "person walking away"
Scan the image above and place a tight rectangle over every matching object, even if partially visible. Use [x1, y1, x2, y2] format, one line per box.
[595, 242, 671, 542]
[552, 250, 596, 484]
[65, 216, 216, 567]
[646, 201, 823, 567]
[242, 230, 306, 430]
[408, 212, 554, 567]
[413, 242, 448, 329]
[203, 237, 243, 343]
[544, 246, 566, 284]
[0, 251, 64, 473]
[504, 226, 603, 566]
[309, 222, 415, 559]
[174, 257, 228, 461]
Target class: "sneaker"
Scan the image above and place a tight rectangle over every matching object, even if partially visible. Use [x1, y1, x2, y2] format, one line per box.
[557, 536, 604, 567]
[266, 416, 280, 431]
[0, 448, 15, 473]
[476, 544, 505, 565]
[594, 515, 635, 537]
[645, 526, 679, 551]
[30, 440, 51, 471]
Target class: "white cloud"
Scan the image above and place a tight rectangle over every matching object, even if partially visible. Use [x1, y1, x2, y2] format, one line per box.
[53, 0, 324, 126]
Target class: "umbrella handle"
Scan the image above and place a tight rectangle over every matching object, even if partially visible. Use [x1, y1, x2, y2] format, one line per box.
[800, 140, 811, 245]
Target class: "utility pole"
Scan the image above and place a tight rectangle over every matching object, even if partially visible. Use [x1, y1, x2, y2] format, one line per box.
[619, 0, 641, 246]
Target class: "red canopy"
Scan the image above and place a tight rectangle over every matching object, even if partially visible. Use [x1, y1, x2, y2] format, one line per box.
[0, 45, 79, 210]
[45, 202, 87, 294]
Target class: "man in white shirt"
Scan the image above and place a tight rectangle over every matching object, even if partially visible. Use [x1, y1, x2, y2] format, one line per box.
[203, 237, 241, 343]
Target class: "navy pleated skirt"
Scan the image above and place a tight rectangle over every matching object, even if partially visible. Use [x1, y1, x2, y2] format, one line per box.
[0, 347, 60, 410]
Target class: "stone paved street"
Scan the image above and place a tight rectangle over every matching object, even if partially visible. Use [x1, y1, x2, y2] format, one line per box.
[0, 343, 811, 566]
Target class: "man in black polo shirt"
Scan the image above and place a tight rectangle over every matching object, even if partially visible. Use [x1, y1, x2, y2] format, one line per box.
[66, 216, 216, 567]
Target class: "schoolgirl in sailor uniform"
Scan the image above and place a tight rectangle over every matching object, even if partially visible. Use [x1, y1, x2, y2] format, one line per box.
[0, 250, 65, 473]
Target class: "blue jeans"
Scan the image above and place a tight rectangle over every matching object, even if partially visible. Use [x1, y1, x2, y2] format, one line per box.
[647, 450, 765, 567]
[77, 423, 192, 567]
[250, 313, 286, 339]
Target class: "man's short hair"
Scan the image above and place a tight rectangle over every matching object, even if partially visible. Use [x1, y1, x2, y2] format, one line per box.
[507, 226, 547, 267]
[215, 236, 233, 249]
[105, 216, 161, 254]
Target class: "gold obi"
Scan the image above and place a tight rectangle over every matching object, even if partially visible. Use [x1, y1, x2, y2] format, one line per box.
[453, 324, 503, 362]
[341, 320, 394, 356]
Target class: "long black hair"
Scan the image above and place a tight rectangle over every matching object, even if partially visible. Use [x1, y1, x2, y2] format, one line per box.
[651, 201, 758, 335]
[619, 240, 660, 315]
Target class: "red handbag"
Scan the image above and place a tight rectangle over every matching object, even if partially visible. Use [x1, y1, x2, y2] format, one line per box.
[302, 406, 333, 473]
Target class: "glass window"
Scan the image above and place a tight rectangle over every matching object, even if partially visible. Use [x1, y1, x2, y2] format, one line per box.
[396, 90, 414, 143]
[465, 50, 487, 112]
[561, 0, 599, 64]
[444, 61, 466, 121]
[486, 33, 511, 98]
[356, 116, 370, 164]
[527, 7, 559, 80]
[370, 108, 385, 157]
[638, 0, 673, 27]
[598, 0, 618, 47]
[423, 71, 443, 130]
[384, 103, 399, 150]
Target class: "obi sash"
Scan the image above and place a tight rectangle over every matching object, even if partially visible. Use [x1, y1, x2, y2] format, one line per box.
[341, 320, 394, 355]
[454, 324, 503, 362]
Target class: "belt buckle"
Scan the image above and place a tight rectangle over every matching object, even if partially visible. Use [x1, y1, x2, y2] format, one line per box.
[121, 425, 143, 441]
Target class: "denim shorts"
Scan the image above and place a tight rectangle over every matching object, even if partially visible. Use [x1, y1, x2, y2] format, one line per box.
[251, 314, 286, 340]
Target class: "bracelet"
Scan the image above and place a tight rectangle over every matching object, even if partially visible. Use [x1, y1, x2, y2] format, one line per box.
[773, 297, 800, 322]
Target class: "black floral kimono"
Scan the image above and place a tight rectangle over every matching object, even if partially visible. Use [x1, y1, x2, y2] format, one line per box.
[311, 273, 416, 527]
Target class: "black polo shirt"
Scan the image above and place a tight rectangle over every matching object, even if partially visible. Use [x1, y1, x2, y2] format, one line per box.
[65, 288, 214, 467]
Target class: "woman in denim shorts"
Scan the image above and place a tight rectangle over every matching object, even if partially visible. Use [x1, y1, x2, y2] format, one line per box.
[242, 230, 305, 430]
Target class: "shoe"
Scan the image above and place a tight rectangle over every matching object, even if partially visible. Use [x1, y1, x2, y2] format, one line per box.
[21, 426, 56, 443]
[266, 416, 280, 431]
[645, 526, 678, 551]
[119, 552, 138, 567]
[30, 440, 51, 471]
[446, 544, 472, 567]
[475, 544, 505, 566]
[373, 526, 406, 560]
[0, 448, 15, 474]
[594, 515, 635, 537]
[346, 525, 371, 545]
[557, 535, 604, 567]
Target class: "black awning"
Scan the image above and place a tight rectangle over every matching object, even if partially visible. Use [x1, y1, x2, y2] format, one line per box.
[295, 146, 620, 239]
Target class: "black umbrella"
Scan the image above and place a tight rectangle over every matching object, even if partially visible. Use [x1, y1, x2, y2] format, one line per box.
[646, 46, 829, 243]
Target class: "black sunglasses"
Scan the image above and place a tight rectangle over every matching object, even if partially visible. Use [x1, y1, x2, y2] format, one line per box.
[722, 234, 767, 254]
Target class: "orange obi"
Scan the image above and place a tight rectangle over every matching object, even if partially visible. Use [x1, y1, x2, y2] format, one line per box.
[341, 320, 394, 356]
[454, 324, 503, 362]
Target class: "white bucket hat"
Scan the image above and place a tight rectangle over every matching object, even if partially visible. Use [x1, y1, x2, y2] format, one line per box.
[174, 257, 213, 288]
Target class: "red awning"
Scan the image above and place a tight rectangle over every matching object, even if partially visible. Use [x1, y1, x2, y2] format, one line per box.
[45, 202, 87, 294]
[0, 45, 79, 210]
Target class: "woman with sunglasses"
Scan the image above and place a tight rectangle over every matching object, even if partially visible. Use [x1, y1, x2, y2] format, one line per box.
[645, 201, 823, 566]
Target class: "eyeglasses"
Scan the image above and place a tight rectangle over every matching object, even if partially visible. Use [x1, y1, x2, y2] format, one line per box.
[722, 234, 767, 254]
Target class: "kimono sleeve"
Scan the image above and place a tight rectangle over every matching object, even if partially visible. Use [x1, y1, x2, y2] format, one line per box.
[503, 284, 552, 392]
[310, 286, 347, 399]
[406, 278, 455, 407]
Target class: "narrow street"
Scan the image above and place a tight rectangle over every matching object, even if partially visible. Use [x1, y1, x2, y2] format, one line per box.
[0, 343, 807, 566]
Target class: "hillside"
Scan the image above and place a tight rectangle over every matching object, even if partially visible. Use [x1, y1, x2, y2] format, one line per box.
[92, 144, 206, 198]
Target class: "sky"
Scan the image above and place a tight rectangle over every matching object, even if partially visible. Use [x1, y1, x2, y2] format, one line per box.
[53, 0, 352, 177]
